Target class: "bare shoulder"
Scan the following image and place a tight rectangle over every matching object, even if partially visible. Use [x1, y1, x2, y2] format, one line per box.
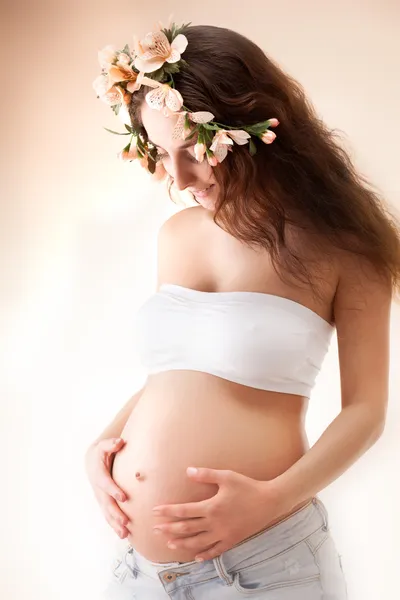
[156, 206, 208, 288]
[158, 205, 205, 239]
[334, 247, 392, 312]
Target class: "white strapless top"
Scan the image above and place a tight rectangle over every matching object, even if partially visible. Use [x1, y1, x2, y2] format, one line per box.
[134, 284, 335, 397]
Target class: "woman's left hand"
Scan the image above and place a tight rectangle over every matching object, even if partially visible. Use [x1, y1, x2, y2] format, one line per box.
[151, 467, 283, 562]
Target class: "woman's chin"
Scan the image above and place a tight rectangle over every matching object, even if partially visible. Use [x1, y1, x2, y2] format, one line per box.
[193, 186, 217, 210]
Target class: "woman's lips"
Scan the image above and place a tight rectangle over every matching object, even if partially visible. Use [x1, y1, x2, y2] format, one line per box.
[192, 184, 214, 197]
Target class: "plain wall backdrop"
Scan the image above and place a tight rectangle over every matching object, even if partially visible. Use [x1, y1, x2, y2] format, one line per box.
[1, 1, 399, 598]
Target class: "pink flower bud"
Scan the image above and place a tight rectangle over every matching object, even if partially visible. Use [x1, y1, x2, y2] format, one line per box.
[194, 143, 206, 163]
[118, 145, 138, 161]
[152, 162, 168, 181]
[261, 131, 277, 144]
[268, 118, 280, 128]
[139, 155, 149, 169]
[207, 155, 219, 167]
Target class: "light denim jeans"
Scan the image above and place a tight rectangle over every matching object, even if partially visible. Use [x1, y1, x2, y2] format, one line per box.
[103, 496, 348, 599]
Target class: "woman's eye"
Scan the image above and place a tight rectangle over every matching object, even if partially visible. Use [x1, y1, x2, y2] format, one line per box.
[156, 152, 198, 164]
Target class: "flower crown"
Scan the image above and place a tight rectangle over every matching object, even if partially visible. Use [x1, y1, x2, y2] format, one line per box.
[93, 16, 280, 178]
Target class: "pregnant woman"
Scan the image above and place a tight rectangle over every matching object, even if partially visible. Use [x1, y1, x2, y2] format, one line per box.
[87, 17, 400, 599]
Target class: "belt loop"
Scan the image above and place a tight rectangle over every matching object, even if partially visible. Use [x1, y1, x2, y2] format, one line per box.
[125, 545, 138, 579]
[312, 497, 329, 531]
[213, 554, 233, 585]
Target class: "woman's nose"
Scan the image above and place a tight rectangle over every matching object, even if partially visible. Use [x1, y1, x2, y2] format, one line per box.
[170, 162, 196, 192]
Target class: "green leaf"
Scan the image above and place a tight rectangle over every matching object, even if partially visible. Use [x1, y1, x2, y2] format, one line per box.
[103, 127, 131, 135]
[124, 124, 134, 133]
[246, 120, 274, 135]
[136, 136, 146, 153]
[249, 138, 257, 156]
[163, 62, 180, 75]
[185, 128, 199, 141]
[121, 44, 131, 56]
[150, 68, 166, 82]
[202, 123, 220, 131]
[111, 104, 120, 116]
[175, 22, 192, 35]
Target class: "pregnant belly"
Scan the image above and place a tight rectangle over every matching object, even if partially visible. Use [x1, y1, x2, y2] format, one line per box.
[111, 371, 309, 563]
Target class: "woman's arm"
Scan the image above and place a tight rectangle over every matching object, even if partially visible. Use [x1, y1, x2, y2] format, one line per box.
[267, 259, 391, 513]
[267, 403, 385, 513]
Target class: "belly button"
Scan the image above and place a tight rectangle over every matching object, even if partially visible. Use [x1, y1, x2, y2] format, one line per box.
[135, 471, 144, 480]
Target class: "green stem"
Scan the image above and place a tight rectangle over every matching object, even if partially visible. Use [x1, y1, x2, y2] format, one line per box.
[179, 103, 247, 131]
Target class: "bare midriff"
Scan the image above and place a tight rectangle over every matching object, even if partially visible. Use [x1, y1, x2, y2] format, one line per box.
[111, 370, 312, 563]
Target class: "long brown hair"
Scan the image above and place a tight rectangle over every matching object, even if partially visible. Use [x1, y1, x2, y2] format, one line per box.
[129, 25, 400, 302]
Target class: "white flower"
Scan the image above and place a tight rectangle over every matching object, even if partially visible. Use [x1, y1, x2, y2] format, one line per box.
[133, 30, 188, 73]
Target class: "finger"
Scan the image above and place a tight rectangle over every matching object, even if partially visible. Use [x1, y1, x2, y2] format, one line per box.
[194, 541, 225, 562]
[97, 476, 127, 502]
[107, 499, 130, 526]
[98, 438, 125, 455]
[154, 519, 206, 537]
[166, 531, 213, 551]
[153, 499, 209, 519]
[104, 511, 130, 539]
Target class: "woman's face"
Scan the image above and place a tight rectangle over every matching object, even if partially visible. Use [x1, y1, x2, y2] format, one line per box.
[140, 102, 219, 211]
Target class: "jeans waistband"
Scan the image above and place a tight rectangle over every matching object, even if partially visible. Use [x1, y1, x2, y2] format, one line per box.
[127, 496, 328, 582]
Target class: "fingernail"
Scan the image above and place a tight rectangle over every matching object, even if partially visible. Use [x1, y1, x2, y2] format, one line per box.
[116, 494, 125, 502]
[195, 557, 204, 562]
[167, 542, 176, 549]
[153, 528, 162, 535]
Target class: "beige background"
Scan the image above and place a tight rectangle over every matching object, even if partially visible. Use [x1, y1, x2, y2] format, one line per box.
[1, 1, 399, 598]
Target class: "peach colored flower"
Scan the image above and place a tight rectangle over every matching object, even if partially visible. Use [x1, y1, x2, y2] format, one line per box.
[152, 161, 168, 181]
[139, 154, 149, 170]
[226, 129, 251, 145]
[116, 52, 131, 66]
[133, 29, 188, 73]
[194, 143, 207, 162]
[93, 75, 123, 106]
[268, 118, 280, 128]
[171, 110, 214, 140]
[118, 144, 139, 161]
[117, 102, 132, 126]
[108, 64, 138, 88]
[93, 73, 132, 108]
[98, 45, 118, 69]
[207, 155, 219, 167]
[92, 74, 111, 98]
[208, 128, 252, 162]
[188, 111, 215, 124]
[261, 130, 277, 144]
[145, 82, 184, 116]
[126, 71, 147, 93]
[209, 130, 234, 162]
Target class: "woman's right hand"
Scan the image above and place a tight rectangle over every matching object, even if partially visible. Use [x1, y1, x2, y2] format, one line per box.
[85, 437, 129, 539]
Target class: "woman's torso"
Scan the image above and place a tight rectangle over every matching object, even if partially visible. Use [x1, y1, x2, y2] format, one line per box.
[111, 206, 339, 563]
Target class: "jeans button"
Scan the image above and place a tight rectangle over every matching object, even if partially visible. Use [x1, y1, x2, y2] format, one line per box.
[163, 572, 178, 582]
